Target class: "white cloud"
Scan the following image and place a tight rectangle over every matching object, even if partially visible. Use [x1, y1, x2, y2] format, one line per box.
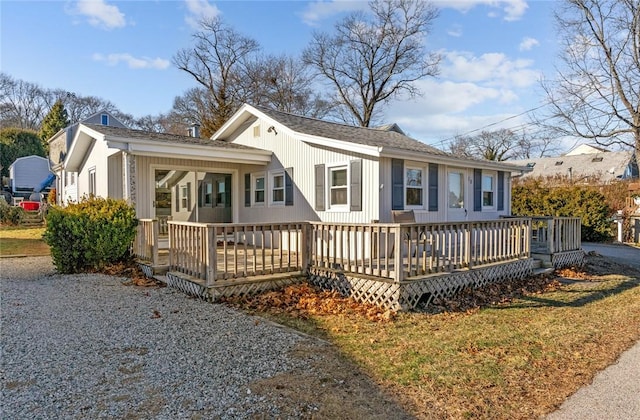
[300, 0, 370, 26]
[71, 0, 126, 30]
[442, 51, 539, 88]
[447, 24, 463, 37]
[519, 37, 539, 51]
[92, 53, 170, 70]
[184, 0, 221, 29]
[437, 0, 528, 22]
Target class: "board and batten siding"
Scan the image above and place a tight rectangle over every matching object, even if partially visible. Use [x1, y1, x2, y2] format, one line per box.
[134, 155, 249, 220]
[230, 120, 380, 224]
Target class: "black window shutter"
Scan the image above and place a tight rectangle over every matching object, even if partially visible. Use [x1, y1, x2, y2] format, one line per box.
[474, 169, 482, 212]
[175, 185, 179, 212]
[428, 163, 438, 212]
[497, 171, 505, 211]
[391, 158, 404, 210]
[315, 164, 325, 211]
[244, 173, 250, 207]
[350, 159, 362, 211]
[186, 182, 192, 210]
[285, 167, 293, 206]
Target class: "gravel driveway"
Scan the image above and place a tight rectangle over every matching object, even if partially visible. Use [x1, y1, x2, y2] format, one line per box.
[1, 257, 410, 419]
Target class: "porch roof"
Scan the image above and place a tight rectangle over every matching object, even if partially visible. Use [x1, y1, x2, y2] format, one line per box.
[65, 124, 272, 171]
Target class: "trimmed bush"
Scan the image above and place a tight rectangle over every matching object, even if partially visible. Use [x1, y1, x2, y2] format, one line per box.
[43, 197, 138, 273]
[513, 179, 613, 242]
[0, 200, 25, 225]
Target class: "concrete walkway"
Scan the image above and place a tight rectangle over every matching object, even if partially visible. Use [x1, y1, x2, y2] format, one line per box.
[547, 243, 640, 419]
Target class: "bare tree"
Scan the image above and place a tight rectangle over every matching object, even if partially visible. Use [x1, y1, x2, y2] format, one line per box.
[0, 73, 50, 130]
[541, 0, 640, 153]
[173, 17, 260, 134]
[303, 0, 440, 127]
[449, 129, 559, 161]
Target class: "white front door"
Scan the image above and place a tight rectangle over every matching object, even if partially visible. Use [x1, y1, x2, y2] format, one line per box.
[447, 169, 468, 221]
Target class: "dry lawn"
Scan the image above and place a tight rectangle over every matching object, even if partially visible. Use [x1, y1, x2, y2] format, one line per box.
[0, 226, 49, 256]
[224, 254, 640, 419]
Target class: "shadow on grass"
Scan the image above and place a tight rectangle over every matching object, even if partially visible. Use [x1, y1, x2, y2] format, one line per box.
[498, 278, 640, 310]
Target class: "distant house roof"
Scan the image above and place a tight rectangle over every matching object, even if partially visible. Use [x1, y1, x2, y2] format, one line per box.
[565, 144, 609, 156]
[512, 149, 638, 182]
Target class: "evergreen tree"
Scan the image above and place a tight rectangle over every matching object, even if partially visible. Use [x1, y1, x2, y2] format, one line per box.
[39, 100, 69, 152]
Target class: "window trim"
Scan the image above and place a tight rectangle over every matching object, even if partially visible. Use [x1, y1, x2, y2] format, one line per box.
[404, 166, 424, 209]
[481, 172, 496, 209]
[252, 172, 266, 207]
[448, 170, 465, 209]
[101, 114, 109, 125]
[269, 170, 285, 206]
[88, 167, 96, 196]
[328, 163, 349, 210]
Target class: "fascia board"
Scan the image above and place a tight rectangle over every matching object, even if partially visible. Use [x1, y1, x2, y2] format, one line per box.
[124, 142, 272, 164]
[382, 148, 532, 173]
[297, 133, 381, 157]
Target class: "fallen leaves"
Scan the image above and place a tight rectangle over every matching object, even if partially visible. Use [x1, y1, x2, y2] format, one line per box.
[221, 283, 396, 322]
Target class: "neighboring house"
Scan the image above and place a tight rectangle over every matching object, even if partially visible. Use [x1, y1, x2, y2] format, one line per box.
[48, 111, 127, 204]
[512, 144, 639, 183]
[59, 103, 528, 225]
[8, 155, 54, 198]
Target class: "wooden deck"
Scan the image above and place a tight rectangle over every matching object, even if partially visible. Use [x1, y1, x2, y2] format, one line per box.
[134, 217, 584, 310]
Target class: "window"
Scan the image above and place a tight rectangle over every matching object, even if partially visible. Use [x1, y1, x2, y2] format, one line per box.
[181, 185, 188, 209]
[253, 174, 265, 205]
[88, 168, 96, 196]
[405, 167, 423, 207]
[448, 172, 464, 208]
[201, 181, 213, 206]
[329, 166, 348, 206]
[271, 171, 285, 204]
[101, 114, 108, 125]
[482, 174, 494, 207]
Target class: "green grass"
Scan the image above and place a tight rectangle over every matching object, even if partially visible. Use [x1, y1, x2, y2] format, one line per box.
[255, 274, 640, 419]
[0, 226, 49, 256]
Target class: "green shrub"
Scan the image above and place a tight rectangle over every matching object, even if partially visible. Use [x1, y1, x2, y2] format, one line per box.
[0, 200, 25, 225]
[513, 179, 613, 242]
[43, 197, 138, 273]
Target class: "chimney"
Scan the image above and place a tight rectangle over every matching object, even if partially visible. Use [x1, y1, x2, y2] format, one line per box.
[189, 123, 201, 138]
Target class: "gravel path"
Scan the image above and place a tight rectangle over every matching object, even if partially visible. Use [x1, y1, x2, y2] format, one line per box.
[1, 257, 410, 419]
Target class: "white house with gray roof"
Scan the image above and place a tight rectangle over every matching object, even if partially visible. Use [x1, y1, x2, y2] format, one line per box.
[56, 103, 528, 225]
[511, 144, 638, 183]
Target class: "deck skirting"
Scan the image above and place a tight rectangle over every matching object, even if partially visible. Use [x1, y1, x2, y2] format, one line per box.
[309, 258, 534, 311]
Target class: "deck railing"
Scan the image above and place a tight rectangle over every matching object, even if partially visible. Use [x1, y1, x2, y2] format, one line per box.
[530, 217, 581, 254]
[168, 221, 308, 287]
[310, 218, 531, 282]
[132, 219, 159, 266]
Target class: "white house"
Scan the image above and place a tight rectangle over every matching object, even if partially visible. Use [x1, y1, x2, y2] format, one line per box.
[48, 110, 128, 204]
[58, 103, 529, 226]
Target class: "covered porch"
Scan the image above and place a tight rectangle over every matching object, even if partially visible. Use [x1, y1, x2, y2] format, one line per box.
[133, 217, 583, 311]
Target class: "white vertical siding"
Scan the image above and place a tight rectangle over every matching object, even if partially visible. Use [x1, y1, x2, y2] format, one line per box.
[233, 120, 380, 224]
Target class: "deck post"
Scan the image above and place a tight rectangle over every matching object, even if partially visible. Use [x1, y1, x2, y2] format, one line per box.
[300, 222, 310, 274]
[464, 222, 472, 268]
[547, 218, 555, 254]
[152, 219, 159, 267]
[205, 225, 216, 287]
[393, 225, 404, 282]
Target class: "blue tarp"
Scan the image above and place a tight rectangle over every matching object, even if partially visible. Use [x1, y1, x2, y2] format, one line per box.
[35, 173, 55, 193]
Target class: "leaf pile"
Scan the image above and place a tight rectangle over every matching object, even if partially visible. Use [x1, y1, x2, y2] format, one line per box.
[421, 274, 562, 314]
[101, 262, 164, 287]
[222, 283, 395, 322]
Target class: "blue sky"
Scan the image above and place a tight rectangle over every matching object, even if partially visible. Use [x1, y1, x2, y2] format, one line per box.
[1, 0, 559, 148]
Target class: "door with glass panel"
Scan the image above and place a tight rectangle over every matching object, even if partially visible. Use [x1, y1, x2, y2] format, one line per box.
[447, 169, 467, 221]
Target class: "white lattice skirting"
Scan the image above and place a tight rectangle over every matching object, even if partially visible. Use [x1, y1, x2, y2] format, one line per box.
[209, 277, 304, 301]
[552, 250, 585, 269]
[309, 258, 534, 311]
[165, 273, 211, 301]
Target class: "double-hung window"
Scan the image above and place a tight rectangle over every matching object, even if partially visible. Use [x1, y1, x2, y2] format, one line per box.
[253, 174, 265, 205]
[88, 168, 96, 196]
[271, 171, 285, 205]
[482, 174, 494, 208]
[329, 166, 348, 207]
[405, 167, 423, 207]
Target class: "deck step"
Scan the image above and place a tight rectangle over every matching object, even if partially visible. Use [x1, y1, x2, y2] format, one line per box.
[533, 267, 554, 276]
[532, 259, 542, 269]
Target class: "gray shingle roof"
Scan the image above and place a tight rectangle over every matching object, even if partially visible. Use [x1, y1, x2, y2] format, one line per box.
[253, 106, 449, 156]
[511, 150, 637, 182]
[83, 123, 261, 151]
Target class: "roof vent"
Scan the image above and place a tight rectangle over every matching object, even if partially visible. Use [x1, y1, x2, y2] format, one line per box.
[527, 162, 536, 168]
[592, 156, 603, 162]
[555, 161, 563, 166]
